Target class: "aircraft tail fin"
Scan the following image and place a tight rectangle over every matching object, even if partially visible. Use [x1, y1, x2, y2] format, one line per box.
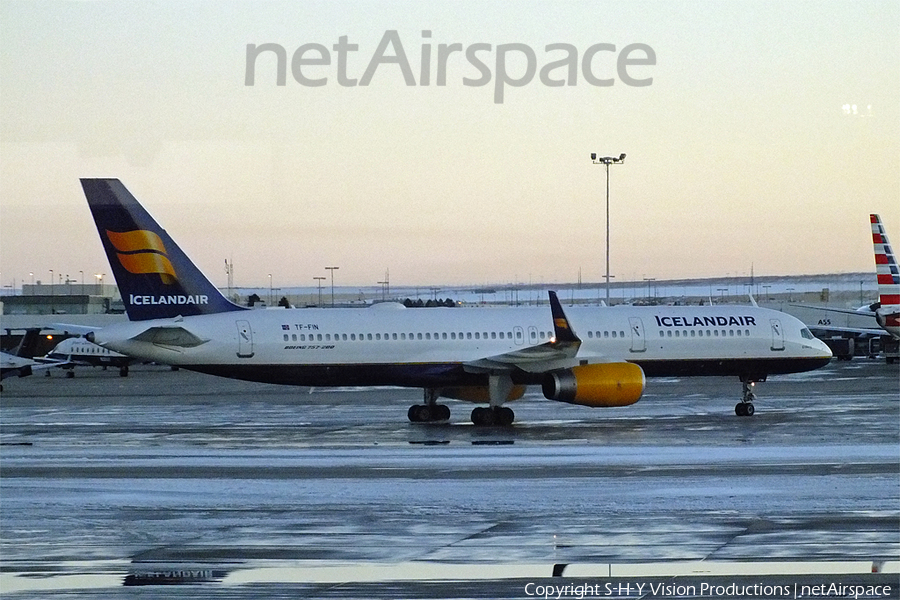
[871, 214, 900, 307]
[11, 328, 42, 359]
[81, 179, 246, 321]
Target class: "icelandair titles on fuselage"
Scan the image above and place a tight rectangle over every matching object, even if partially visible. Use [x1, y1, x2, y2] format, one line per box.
[129, 294, 209, 306]
[655, 315, 757, 327]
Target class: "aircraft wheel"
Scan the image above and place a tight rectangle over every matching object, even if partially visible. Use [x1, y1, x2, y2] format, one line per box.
[436, 404, 451, 421]
[119, 366, 129, 377]
[735, 402, 755, 417]
[496, 406, 515, 426]
[408, 405, 424, 422]
[66, 371, 75, 379]
[471, 407, 493, 426]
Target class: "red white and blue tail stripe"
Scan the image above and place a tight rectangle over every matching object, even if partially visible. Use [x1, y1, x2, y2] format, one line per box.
[871, 214, 900, 306]
[871, 214, 900, 339]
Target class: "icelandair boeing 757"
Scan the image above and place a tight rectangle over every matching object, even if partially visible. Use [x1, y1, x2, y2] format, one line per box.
[80, 179, 832, 424]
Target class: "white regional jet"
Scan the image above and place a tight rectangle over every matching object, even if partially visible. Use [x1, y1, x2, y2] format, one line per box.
[80, 179, 832, 424]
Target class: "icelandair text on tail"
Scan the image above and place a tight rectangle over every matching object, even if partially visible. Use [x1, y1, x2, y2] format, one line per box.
[130, 294, 209, 306]
[244, 30, 655, 103]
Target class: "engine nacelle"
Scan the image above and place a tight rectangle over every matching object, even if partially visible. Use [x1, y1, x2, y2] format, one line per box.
[542, 362, 645, 407]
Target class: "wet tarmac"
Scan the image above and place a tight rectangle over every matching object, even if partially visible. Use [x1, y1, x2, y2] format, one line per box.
[1, 359, 898, 598]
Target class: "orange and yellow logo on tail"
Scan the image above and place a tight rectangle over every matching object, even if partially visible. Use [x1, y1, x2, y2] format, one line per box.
[106, 229, 177, 284]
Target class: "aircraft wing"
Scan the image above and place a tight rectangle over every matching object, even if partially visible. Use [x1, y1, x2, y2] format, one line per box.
[49, 323, 102, 335]
[1, 353, 68, 379]
[809, 325, 888, 337]
[464, 291, 583, 374]
[788, 304, 875, 318]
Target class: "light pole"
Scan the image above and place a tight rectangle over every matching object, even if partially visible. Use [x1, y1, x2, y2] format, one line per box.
[643, 277, 655, 303]
[325, 266, 339, 307]
[591, 152, 626, 306]
[313, 276, 326, 306]
[268, 274, 272, 306]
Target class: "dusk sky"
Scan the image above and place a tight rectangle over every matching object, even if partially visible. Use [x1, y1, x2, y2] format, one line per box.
[1, 1, 898, 289]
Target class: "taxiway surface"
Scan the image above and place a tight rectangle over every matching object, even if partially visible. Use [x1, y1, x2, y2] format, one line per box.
[1, 359, 897, 598]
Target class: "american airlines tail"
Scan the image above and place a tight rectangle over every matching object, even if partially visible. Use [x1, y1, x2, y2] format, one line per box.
[871, 214, 900, 306]
[870, 214, 900, 338]
[81, 179, 246, 321]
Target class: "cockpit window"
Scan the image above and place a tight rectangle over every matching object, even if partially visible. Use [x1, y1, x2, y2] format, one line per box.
[800, 328, 815, 340]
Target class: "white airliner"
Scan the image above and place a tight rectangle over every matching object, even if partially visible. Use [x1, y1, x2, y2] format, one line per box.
[80, 179, 832, 424]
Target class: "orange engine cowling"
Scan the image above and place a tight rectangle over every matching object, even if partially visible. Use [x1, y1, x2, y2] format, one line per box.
[441, 385, 526, 403]
[542, 362, 645, 407]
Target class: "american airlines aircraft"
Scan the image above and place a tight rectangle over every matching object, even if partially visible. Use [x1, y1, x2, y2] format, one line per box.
[803, 214, 900, 342]
[80, 179, 832, 424]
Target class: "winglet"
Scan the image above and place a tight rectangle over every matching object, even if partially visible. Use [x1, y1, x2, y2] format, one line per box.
[548, 291, 581, 344]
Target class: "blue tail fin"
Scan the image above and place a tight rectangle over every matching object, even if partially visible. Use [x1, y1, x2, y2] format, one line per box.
[81, 179, 246, 321]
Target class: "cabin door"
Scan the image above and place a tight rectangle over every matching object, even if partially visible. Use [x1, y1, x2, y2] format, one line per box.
[513, 326, 525, 346]
[629, 317, 646, 352]
[236, 320, 254, 358]
[770, 319, 785, 351]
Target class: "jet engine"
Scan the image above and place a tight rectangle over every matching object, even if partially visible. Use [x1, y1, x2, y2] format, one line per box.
[542, 362, 645, 407]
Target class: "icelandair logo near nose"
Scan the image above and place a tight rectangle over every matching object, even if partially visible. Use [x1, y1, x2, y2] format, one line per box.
[105, 229, 209, 307]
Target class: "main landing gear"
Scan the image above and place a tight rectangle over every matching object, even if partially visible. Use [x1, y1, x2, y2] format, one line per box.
[408, 389, 451, 423]
[735, 377, 759, 417]
[471, 406, 515, 426]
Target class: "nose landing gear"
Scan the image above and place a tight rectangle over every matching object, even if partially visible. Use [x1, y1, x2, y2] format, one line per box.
[735, 376, 761, 416]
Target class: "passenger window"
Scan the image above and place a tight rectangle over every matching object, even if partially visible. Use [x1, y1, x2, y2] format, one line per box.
[283, 334, 289, 342]
[367, 334, 373, 341]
